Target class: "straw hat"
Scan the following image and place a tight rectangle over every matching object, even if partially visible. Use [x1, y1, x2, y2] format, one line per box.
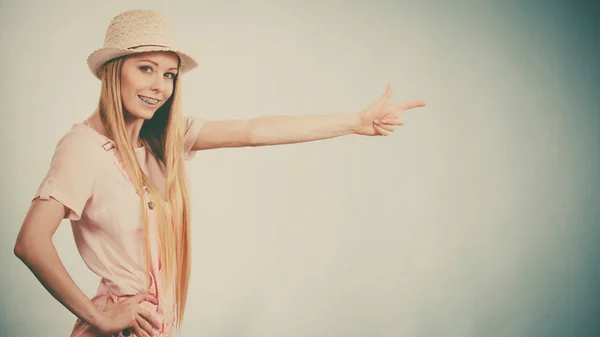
[87, 9, 198, 80]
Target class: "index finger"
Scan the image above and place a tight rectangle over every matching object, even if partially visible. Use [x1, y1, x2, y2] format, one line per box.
[129, 292, 158, 305]
[394, 101, 426, 110]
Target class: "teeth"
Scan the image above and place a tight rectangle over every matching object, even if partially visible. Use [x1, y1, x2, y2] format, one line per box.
[138, 95, 158, 105]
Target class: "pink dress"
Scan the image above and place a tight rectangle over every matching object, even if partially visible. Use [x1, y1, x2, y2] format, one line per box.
[33, 116, 205, 336]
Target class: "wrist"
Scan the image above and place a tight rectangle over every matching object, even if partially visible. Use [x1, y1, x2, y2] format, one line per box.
[346, 112, 362, 134]
[89, 309, 107, 333]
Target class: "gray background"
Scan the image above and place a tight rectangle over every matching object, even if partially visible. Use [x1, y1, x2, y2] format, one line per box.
[1, 0, 599, 336]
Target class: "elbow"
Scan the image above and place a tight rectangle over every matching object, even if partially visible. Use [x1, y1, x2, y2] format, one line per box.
[14, 235, 32, 260]
[246, 123, 258, 147]
[14, 235, 46, 262]
[247, 135, 258, 147]
[246, 119, 268, 147]
[14, 229, 30, 259]
[247, 130, 267, 147]
[14, 241, 27, 260]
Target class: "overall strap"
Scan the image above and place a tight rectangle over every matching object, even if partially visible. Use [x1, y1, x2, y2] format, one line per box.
[81, 121, 137, 190]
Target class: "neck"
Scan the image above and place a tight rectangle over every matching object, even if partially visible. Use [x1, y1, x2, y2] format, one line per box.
[123, 113, 145, 148]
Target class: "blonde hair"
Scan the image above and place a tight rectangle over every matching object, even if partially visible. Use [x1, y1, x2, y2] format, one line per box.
[97, 56, 191, 330]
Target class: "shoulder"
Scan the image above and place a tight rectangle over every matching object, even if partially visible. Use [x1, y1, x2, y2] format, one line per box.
[181, 115, 206, 159]
[51, 124, 105, 163]
[182, 115, 205, 130]
[181, 115, 205, 141]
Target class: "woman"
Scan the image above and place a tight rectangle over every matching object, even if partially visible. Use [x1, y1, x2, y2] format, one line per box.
[13, 9, 425, 337]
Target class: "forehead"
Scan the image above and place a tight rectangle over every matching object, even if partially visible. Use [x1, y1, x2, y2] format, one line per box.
[126, 51, 180, 68]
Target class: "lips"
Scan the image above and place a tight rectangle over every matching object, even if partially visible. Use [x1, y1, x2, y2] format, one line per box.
[138, 95, 160, 105]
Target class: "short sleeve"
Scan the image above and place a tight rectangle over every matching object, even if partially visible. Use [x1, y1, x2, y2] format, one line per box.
[33, 128, 99, 221]
[182, 115, 205, 161]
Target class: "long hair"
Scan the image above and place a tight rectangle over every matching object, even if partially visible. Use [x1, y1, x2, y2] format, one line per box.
[97, 56, 192, 330]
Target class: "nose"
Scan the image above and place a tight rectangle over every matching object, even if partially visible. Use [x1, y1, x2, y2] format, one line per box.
[149, 73, 169, 94]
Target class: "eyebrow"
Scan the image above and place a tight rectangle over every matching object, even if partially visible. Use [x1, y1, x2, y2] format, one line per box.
[137, 59, 178, 71]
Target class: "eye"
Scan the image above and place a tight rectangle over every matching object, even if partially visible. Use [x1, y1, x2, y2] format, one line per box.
[140, 65, 153, 73]
[165, 72, 177, 80]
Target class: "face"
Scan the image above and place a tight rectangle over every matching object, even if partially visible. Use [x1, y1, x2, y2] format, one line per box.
[120, 51, 180, 120]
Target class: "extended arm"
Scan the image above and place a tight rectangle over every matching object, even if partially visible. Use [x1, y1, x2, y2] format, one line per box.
[191, 84, 426, 151]
[191, 113, 360, 150]
[247, 112, 360, 147]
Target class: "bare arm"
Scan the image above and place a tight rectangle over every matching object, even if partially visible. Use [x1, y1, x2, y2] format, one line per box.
[190, 84, 426, 151]
[190, 119, 253, 150]
[247, 112, 360, 147]
[190, 113, 360, 150]
[14, 198, 106, 331]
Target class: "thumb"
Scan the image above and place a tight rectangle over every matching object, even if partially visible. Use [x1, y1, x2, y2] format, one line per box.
[370, 83, 393, 111]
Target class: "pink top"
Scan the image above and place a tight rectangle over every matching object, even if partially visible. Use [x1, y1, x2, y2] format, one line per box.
[33, 116, 205, 337]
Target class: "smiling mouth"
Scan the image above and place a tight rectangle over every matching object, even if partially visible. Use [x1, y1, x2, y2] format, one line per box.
[138, 95, 160, 105]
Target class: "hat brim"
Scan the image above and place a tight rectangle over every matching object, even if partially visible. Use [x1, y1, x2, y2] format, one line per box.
[87, 46, 198, 80]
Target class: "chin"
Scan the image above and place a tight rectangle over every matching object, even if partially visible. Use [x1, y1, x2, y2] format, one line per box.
[139, 111, 158, 120]
[123, 108, 157, 121]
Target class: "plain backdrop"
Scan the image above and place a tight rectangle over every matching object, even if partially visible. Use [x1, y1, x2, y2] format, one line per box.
[1, 0, 599, 336]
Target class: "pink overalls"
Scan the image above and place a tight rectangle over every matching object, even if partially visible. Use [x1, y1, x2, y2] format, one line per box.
[33, 116, 204, 336]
